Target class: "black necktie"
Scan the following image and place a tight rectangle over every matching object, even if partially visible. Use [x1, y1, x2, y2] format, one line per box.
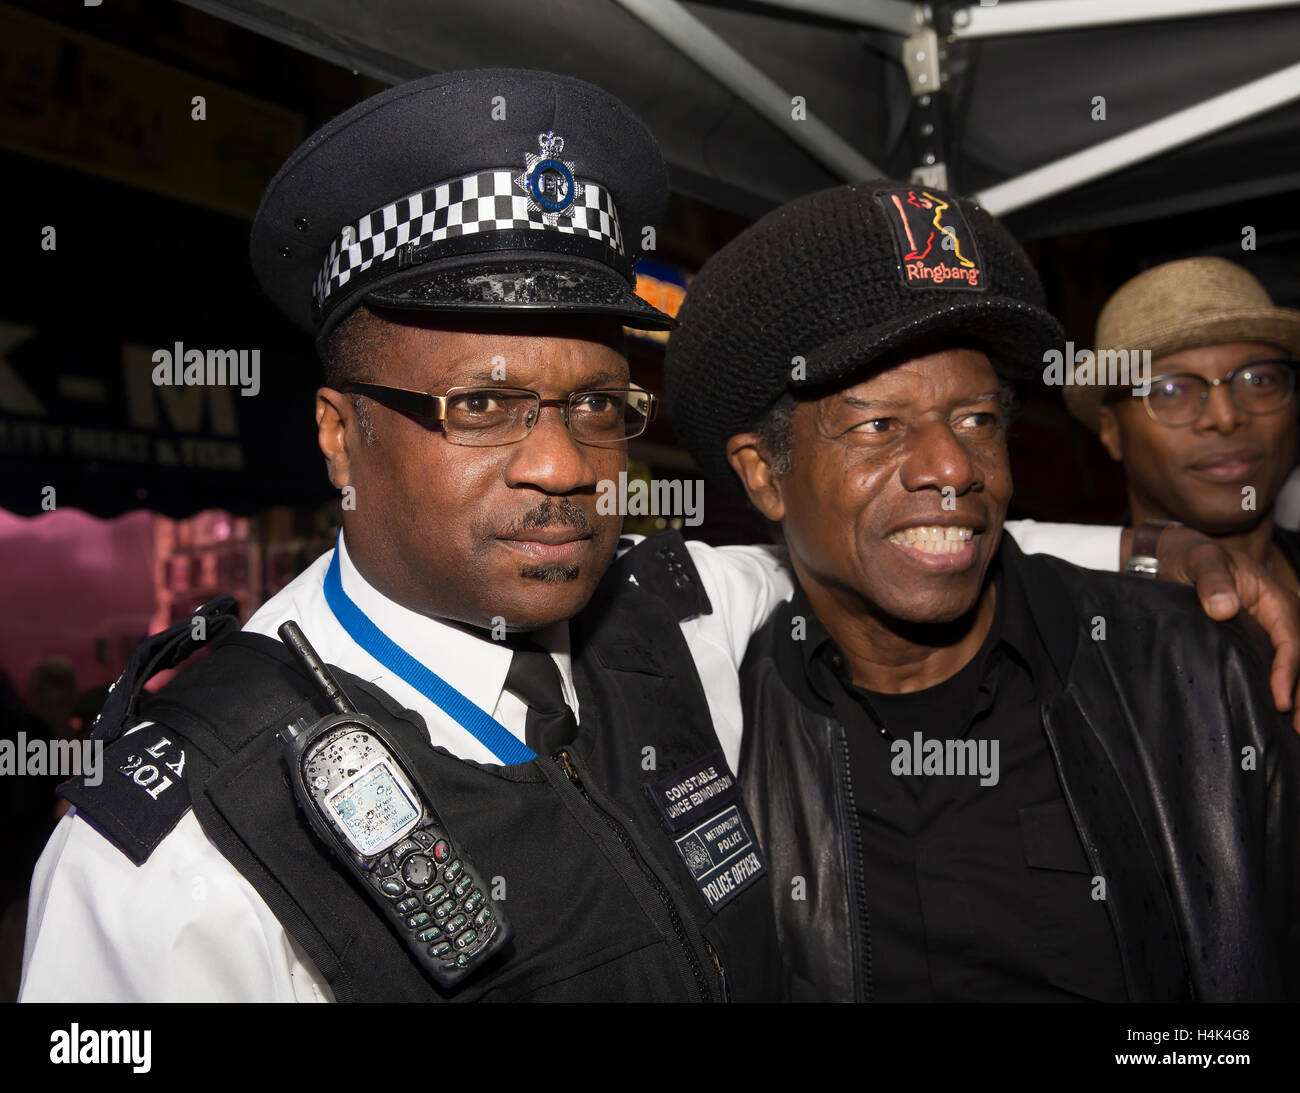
[503, 645, 578, 756]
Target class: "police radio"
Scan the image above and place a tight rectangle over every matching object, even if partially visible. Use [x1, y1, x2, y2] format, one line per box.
[276, 620, 511, 988]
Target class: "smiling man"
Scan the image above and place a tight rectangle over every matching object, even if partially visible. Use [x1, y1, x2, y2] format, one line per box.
[1066, 258, 1300, 591]
[665, 182, 1300, 1002]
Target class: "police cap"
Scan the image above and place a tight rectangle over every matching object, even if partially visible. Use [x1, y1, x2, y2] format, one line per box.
[250, 68, 674, 345]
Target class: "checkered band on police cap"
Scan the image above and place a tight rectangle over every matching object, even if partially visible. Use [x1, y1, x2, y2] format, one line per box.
[312, 169, 625, 312]
[250, 69, 673, 343]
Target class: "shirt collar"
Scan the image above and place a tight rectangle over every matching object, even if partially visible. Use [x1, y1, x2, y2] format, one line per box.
[989, 546, 1048, 683]
[335, 531, 577, 717]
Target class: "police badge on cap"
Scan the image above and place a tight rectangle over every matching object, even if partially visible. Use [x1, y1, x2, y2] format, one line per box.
[515, 130, 584, 224]
[250, 69, 675, 344]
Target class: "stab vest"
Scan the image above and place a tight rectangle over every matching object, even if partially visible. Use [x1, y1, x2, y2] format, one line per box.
[62, 532, 783, 1002]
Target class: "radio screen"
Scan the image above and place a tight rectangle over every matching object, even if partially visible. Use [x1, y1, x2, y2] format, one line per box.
[327, 761, 419, 854]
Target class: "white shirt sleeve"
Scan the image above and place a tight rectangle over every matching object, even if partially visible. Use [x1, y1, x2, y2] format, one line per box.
[19, 809, 331, 1003]
[676, 541, 795, 772]
[684, 542, 795, 667]
[1004, 518, 1122, 572]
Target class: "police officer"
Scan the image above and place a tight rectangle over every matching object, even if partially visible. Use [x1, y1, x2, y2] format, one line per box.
[19, 69, 790, 1002]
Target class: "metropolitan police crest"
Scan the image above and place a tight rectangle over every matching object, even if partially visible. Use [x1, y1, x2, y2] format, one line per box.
[515, 130, 585, 225]
[677, 834, 713, 879]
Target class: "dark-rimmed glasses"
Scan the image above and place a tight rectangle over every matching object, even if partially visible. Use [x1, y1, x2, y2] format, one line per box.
[1107, 359, 1297, 426]
[339, 382, 658, 446]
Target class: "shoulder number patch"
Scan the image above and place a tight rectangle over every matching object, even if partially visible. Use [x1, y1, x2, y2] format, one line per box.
[58, 727, 192, 866]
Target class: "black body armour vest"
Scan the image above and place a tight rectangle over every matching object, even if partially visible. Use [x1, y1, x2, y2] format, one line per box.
[62, 533, 782, 1002]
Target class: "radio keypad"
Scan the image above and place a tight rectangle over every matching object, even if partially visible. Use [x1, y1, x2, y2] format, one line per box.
[366, 823, 498, 972]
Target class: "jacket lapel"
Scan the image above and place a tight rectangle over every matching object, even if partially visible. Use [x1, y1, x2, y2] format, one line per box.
[1008, 538, 1191, 1000]
[1040, 681, 1192, 1001]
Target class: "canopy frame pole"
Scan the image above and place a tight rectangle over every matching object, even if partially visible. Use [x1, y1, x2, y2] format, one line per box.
[950, 0, 1300, 38]
[756, 0, 1299, 34]
[974, 60, 1300, 215]
[751, 0, 926, 35]
[610, 0, 883, 181]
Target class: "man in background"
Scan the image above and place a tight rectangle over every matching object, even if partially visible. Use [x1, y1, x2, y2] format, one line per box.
[1066, 257, 1300, 590]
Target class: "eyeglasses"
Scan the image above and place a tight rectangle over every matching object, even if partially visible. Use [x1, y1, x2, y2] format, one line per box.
[339, 382, 658, 446]
[1115, 359, 1297, 427]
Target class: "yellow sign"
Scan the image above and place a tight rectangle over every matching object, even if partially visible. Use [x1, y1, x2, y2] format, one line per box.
[0, 5, 303, 219]
[630, 272, 689, 346]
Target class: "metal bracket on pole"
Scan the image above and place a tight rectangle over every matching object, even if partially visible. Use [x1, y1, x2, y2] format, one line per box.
[901, 28, 941, 95]
[910, 160, 949, 189]
[901, 26, 950, 189]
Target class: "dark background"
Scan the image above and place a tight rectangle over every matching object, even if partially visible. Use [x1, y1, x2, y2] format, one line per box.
[3, 0, 1298, 525]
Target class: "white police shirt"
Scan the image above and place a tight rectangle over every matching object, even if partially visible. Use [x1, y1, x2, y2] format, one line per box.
[18, 520, 1120, 1002]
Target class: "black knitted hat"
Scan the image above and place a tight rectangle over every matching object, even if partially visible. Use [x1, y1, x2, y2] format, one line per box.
[664, 181, 1064, 491]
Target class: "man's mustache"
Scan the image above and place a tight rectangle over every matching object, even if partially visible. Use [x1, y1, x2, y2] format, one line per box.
[500, 499, 594, 538]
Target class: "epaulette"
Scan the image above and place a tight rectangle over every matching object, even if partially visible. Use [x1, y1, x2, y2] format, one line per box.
[611, 530, 712, 622]
[57, 596, 243, 865]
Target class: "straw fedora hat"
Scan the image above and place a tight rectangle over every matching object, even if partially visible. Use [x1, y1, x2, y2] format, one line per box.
[1064, 257, 1300, 432]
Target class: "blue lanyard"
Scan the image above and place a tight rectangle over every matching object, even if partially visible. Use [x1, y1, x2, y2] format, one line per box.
[321, 541, 537, 765]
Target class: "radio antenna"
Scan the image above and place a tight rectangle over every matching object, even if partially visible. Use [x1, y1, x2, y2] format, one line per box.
[278, 620, 355, 715]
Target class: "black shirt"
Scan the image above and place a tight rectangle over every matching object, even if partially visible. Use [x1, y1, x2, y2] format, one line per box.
[788, 551, 1128, 1001]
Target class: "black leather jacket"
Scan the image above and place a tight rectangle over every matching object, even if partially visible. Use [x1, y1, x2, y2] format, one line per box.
[739, 535, 1300, 1001]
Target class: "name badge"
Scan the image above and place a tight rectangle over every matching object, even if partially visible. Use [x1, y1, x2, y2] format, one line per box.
[644, 750, 767, 912]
